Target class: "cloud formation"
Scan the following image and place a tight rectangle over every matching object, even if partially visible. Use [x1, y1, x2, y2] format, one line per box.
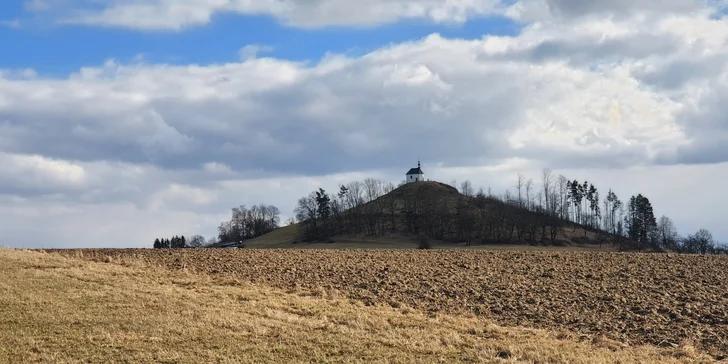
[42, 0, 726, 31]
[62, 0, 508, 30]
[1, 25, 701, 175]
[3, 0, 728, 247]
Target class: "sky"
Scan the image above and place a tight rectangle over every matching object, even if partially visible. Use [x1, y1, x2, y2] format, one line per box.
[2, 0, 728, 248]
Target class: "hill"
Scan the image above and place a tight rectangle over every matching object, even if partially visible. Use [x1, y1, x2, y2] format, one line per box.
[248, 181, 633, 250]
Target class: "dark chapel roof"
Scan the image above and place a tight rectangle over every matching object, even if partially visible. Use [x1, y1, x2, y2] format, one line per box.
[406, 167, 424, 175]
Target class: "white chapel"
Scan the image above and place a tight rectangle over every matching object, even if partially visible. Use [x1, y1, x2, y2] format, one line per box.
[405, 161, 425, 183]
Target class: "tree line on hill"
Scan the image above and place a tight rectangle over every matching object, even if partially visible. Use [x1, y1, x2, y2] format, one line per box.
[506, 171, 726, 254]
[294, 178, 398, 241]
[292, 170, 727, 254]
[151, 167, 725, 254]
[215, 204, 281, 244]
[152, 204, 281, 248]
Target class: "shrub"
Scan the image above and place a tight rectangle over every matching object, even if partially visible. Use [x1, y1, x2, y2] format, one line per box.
[418, 236, 432, 250]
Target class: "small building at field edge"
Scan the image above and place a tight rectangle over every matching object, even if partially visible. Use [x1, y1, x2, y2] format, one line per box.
[406, 161, 424, 183]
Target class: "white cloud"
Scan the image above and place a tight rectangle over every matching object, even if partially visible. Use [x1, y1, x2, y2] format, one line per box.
[0, 20, 21, 29]
[60, 0, 511, 30]
[0, 152, 87, 192]
[42, 0, 728, 31]
[147, 183, 219, 211]
[25, 0, 51, 12]
[4, 0, 728, 247]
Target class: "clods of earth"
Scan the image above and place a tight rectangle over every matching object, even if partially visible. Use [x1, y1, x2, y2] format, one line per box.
[55, 249, 728, 358]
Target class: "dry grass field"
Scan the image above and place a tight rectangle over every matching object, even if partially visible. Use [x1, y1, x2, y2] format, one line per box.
[41, 248, 728, 362]
[5, 251, 715, 364]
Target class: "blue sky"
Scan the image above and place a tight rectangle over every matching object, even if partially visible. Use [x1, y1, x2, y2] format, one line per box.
[1, 3, 522, 76]
[3, 0, 728, 248]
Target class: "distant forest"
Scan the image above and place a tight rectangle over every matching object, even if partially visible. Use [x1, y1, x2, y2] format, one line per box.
[155, 168, 727, 254]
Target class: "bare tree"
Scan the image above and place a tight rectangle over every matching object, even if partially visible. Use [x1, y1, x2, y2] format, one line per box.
[602, 189, 621, 234]
[459, 180, 474, 197]
[223, 204, 281, 241]
[188, 234, 206, 248]
[557, 175, 568, 219]
[345, 181, 364, 209]
[516, 173, 525, 208]
[383, 182, 396, 194]
[683, 228, 714, 254]
[363, 178, 383, 202]
[294, 192, 319, 240]
[542, 168, 553, 215]
[656, 215, 679, 250]
[525, 178, 533, 211]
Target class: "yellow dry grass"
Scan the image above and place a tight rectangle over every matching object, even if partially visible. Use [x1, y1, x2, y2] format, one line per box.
[246, 224, 302, 248]
[0, 249, 716, 363]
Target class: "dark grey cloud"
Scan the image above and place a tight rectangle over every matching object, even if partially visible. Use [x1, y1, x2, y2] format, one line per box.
[634, 54, 728, 90]
[666, 80, 728, 164]
[544, 0, 706, 19]
[493, 33, 682, 67]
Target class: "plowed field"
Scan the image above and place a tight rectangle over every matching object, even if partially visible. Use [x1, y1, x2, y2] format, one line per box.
[53, 249, 728, 358]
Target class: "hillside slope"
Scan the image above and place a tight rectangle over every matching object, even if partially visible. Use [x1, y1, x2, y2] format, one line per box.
[250, 181, 631, 249]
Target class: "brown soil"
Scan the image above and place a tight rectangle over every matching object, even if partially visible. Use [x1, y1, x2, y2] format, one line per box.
[52, 249, 728, 359]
